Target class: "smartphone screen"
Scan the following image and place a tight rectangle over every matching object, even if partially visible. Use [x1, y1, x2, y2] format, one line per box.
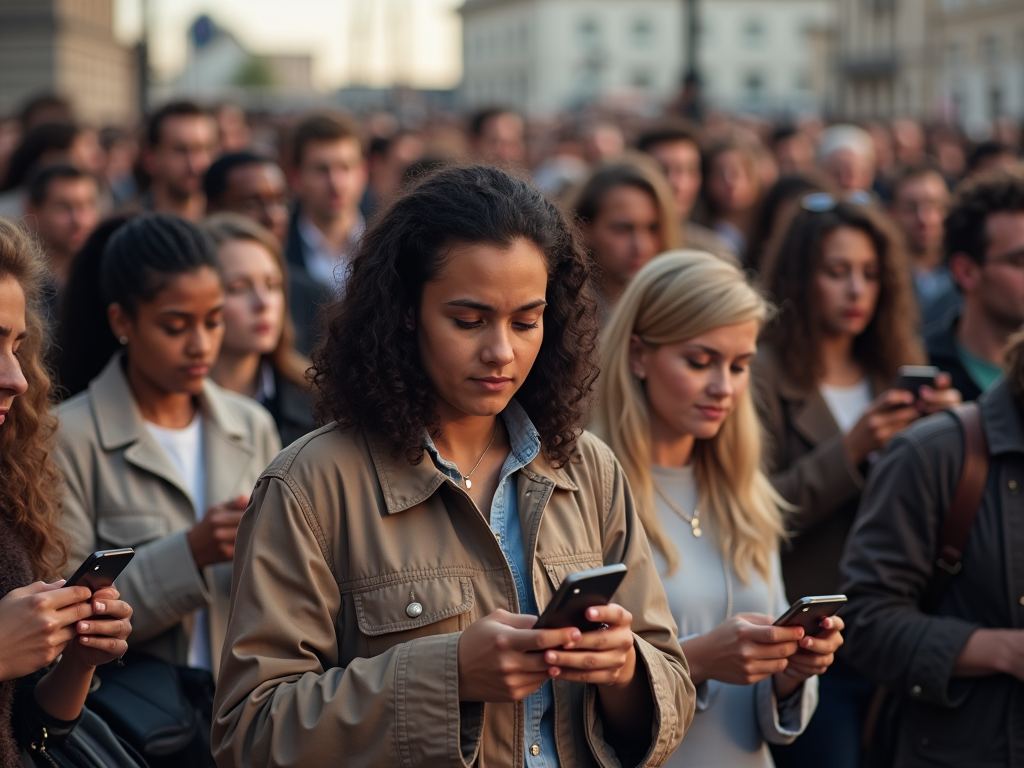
[66, 548, 135, 592]
[774, 595, 847, 637]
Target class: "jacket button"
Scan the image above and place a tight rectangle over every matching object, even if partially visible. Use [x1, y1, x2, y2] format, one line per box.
[1009, 479, 1019, 494]
[406, 602, 423, 618]
[529, 744, 540, 756]
[910, 685, 922, 697]
[1019, 596, 1024, 607]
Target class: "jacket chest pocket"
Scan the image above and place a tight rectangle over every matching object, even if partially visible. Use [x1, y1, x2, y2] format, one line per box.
[352, 574, 475, 657]
[96, 513, 169, 547]
[537, 552, 605, 610]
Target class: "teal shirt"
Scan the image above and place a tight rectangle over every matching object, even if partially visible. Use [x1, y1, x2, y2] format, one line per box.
[955, 340, 1003, 393]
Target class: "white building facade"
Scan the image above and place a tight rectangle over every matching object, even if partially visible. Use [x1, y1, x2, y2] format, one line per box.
[459, 0, 832, 118]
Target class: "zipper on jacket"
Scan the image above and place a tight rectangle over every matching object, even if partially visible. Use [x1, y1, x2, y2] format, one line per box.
[30, 726, 60, 768]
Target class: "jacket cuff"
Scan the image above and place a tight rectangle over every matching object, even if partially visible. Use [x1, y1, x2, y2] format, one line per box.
[905, 617, 981, 707]
[585, 635, 685, 768]
[138, 529, 211, 623]
[677, 634, 711, 712]
[395, 632, 474, 767]
[755, 675, 818, 744]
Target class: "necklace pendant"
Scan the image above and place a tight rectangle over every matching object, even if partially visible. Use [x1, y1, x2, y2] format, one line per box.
[691, 520, 702, 538]
[465, 479, 472, 489]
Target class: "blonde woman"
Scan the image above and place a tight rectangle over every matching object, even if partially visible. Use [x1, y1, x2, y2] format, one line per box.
[594, 251, 843, 767]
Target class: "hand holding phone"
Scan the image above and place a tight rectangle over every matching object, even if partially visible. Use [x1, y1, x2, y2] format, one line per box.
[65, 549, 135, 592]
[893, 365, 940, 398]
[534, 564, 627, 632]
[774, 595, 847, 637]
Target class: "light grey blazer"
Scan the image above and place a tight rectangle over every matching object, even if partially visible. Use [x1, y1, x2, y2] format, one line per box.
[55, 353, 281, 678]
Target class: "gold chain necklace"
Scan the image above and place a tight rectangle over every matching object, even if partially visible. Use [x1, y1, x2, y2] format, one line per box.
[653, 480, 702, 537]
[448, 421, 498, 490]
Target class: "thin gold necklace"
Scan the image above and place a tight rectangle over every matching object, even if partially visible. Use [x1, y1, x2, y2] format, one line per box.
[449, 421, 498, 490]
[653, 480, 702, 538]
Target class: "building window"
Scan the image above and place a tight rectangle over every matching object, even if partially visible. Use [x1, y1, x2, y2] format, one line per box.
[946, 41, 961, 68]
[743, 19, 766, 48]
[631, 18, 654, 49]
[990, 86, 1004, 119]
[632, 69, 653, 89]
[578, 17, 600, 50]
[982, 34, 1001, 66]
[744, 72, 765, 104]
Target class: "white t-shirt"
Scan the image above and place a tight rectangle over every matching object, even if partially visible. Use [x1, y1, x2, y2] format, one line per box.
[819, 379, 872, 434]
[144, 415, 212, 672]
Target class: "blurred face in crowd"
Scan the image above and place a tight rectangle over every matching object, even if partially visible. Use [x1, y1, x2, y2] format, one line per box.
[295, 138, 367, 223]
[954, 211, 1024, 332]
[706, 149, 758, 215]
[108, 267, 225, 397]
[646, 139, 702, 220]
[475, 113, 526, 167]
[144, 114, 218, 201]
[971, 151, 1017, 178]
[213, 162, 290, 243]
[823, 148, 875, 193]
[582, 123, 625, 165]
[585, 183, 663, 295]
[891, 172, 948, 258]
[814, 225, 881, 339]
[630, 320, 758, 443]
[774, 132, 815, 176]
[415, 239, 547, 420]
[216, 105, 251, 153]
[369, 133, 424, 198]
[218, 238, 285, 358]
[26, 176, 99, 261]
[0, 277, 28, 426]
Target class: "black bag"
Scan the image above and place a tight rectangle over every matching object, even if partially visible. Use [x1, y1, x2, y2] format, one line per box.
[26, 706, 148, 768]
[86, 653, 215, 768]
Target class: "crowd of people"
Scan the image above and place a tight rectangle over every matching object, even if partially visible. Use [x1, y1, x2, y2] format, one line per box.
[0, 89, 1022, 768]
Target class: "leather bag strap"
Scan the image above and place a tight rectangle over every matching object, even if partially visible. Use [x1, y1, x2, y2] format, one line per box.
[922, 402, 990, 613]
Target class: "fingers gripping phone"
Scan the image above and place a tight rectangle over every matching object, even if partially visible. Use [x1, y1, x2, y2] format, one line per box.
[534, 564, 627, 633]
[65, 548, 135, 592]
[893, 365, 940, 397]
[774, 594, 847, 637]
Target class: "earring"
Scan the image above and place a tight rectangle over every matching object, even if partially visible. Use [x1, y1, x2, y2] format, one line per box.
[119, 336, 128, 345]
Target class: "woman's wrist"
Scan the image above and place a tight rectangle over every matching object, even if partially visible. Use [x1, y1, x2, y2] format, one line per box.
[679, 635, 709, 686]
[772, 669, 804, 699]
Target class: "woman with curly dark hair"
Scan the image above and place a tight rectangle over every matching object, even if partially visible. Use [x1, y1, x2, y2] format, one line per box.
[0, 218, 133, 765]
[753, 197, 961, 768]
[213, 165, 695, 768]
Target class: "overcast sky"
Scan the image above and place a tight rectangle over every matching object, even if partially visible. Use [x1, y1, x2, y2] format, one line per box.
[114, 0, 464, 90]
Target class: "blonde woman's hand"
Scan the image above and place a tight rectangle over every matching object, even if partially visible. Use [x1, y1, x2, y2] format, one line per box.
[774, 615, 844, 698]
[680, 613, 804, 687]
[65, 586, 133, 667]
[0, 581, 94, 681]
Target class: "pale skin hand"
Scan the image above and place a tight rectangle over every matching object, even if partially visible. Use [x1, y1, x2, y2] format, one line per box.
[954, 628, 1024, 681]
[186, 495, 249, 568]
[34, 586, 133, 721]
[680, 613, 802, 688]
[772, 615, 844, 698]
[0, 581, 94, 682]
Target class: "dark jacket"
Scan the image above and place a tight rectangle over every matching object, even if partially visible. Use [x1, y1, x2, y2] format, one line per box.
[840, 379, 1024, 768]
[284, 204, 338, 355]
[925, 311, 983, 402]
[261, 369, 317, 449]
[753, 349, 870, 602]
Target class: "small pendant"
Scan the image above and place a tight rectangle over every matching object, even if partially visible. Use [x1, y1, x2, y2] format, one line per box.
[691, 520, 702, 538]
[465, 479, 472, 489]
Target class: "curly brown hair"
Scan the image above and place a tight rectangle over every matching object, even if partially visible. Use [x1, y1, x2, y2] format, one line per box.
[760, 201, 925, 390]
[0, 219, 66, 579]
[311, 165, 600, 467]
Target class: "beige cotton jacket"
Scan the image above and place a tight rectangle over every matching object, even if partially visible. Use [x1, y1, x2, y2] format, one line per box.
[212, 422, 695, 768]
[55, 354, 281, 676]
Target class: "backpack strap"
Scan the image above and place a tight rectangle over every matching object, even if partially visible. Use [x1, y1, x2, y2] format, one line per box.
[922, 402, 990, 613]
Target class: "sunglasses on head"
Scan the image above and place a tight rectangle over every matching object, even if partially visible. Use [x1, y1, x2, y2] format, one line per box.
[800, 190, 876, 212]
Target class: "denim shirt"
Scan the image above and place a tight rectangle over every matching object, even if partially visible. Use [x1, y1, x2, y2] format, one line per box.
[424, 400, 559, 767]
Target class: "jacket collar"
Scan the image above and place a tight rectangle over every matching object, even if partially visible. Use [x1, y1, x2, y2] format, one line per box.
[979, 378, 1024, 455]
[367, 403, 577, 516]
[761, 350, 843, 447]
[89, 353, 254, 509]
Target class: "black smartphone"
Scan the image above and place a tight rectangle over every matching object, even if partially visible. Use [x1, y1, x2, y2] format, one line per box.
[65, 548, 135, 592]
[774, 594, 847, 637]
[534, 564, 627, 632]
[893, 365, 940, 397]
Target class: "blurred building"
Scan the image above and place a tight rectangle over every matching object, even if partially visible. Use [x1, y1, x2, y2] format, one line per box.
[0, 0, 137, 123]
[829, 0, 1024, 132]
[459, 0, 830, 117]
[152, 16, 320, 112]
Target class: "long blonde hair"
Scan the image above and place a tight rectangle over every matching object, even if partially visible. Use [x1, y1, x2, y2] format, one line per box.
[593, 250, 787, 581]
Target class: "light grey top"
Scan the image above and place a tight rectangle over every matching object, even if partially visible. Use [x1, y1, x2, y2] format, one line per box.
[651, 464, 818, 768]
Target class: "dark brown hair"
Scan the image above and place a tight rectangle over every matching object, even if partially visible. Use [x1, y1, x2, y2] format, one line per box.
[760, 201, 925, 390]
[945, 167, 1024, 265]
[311, 164, 599, 467]
[291, 112, 363, 168]
[0, 219, 66, 579]
[202, 213, 310, 388]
